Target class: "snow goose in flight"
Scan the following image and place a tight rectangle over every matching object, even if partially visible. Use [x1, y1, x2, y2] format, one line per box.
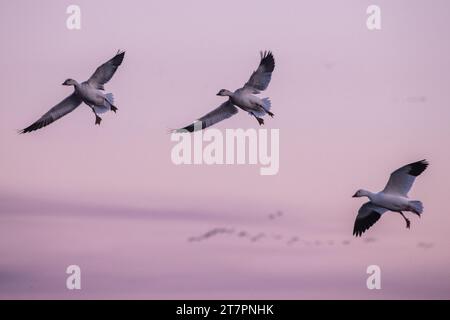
[19, 51, 125, 133]
[175, 51, 275, 132]
[352, 160, 429, 237]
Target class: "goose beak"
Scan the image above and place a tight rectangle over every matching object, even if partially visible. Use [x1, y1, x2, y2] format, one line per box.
[62, 82, 68, 86]
[216, 92, 221, 96]
[352, 193, 358, 198]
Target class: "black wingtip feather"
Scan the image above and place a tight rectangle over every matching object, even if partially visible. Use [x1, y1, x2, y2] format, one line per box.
[408, 159, 429, 177]
[353, 211, 381, 237]
[19, 116, 53, 134]
[181, 124, 195, 133]
[260, 50, 275, 72]
[18, 124, 36, 134]
[112, 50, 125, 67]
[177, 121, 207, 133]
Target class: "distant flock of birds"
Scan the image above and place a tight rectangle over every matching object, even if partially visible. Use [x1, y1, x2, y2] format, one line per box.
[188, 211, 434, 249]
[19, 50, 430, 237]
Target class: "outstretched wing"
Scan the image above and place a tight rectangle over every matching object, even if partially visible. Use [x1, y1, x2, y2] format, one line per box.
[174, 101, 238, 133]
[19, 93, 82, 133]
[87, 51, 125, 90]
[383, 160, 429, 196]
[353, 202, 388, 237]
[243, 51, 275, 93]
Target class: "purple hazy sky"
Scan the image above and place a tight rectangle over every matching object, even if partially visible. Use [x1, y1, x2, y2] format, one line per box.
[0, 0, 449, 299]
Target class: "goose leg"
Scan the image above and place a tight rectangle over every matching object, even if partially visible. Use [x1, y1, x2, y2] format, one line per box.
[399, 211, 411, 229]
[110, 105, 118, 113]
[254, 116, 264, 125]
[90, 107, 102, 125]
[95, 115, 102, 125]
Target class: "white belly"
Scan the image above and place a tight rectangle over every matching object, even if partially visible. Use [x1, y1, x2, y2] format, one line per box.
[78, 84, 105, 106]
[231, 92, 261, 112]
[373, 193, 410, 211]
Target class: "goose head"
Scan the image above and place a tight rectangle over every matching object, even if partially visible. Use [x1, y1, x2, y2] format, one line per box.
[216, 89, 233, 97]
[62, 78, 78, 86]
[352, 189, 371, 198]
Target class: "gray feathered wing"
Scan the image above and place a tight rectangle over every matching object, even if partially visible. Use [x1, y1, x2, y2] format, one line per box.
[175, 100, 238, 133]
[19, 93, 83, 133]
[382, 160, 429, 196]
[243, 51, 275, 93]
[353, 202, 388, 237]
[87, 51, 125, 90]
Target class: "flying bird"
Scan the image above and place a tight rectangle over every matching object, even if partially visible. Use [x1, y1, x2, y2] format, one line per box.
[352, 160, 429, 237]
[174, 51, 275, 132]
[19, 51, 125, 133]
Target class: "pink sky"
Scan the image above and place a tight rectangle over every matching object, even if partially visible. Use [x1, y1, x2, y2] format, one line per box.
[0, 0, 449, 299]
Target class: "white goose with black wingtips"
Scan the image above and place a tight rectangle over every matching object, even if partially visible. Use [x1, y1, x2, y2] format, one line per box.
[19, 50, 125, 133]
[352, 160, 429, 237]
[174, 51, 275, 132]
